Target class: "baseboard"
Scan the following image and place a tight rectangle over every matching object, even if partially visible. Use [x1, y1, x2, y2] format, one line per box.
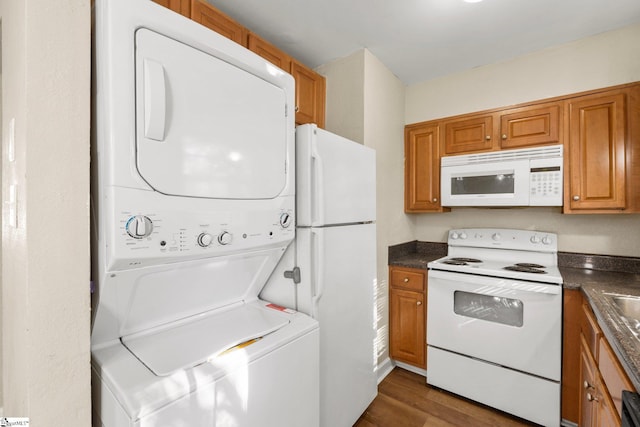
[376, 357, 394, 384]
[393, 360, 427, 377]
[561, 419, 577, 427]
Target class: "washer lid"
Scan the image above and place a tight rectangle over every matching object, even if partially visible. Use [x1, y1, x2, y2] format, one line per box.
[122, 303, 289, 376]
[135, 28, 289, 200]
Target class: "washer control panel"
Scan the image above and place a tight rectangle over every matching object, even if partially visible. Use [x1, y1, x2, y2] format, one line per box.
[109, 199, 295, 270]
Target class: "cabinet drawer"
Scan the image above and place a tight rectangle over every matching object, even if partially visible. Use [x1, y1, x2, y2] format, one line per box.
[599, 337, 635, 416]
[390, 268, 425, 292]
[581, 303, 602, 360]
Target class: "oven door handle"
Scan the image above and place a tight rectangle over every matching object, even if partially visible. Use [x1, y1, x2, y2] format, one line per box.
[428, 269, 562, 295]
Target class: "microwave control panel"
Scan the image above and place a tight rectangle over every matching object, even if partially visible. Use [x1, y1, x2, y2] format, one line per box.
[529, 158, 563, 206]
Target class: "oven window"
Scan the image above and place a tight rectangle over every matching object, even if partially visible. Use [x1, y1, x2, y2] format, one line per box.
[451, 173, 515, 195]
[453, 291, 523, 327]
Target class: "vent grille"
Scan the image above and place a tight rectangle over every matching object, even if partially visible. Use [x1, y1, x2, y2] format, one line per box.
[441, 145, 563, 167]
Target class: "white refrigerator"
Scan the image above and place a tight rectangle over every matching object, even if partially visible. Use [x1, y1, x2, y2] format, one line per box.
[261, 123, 377, 427]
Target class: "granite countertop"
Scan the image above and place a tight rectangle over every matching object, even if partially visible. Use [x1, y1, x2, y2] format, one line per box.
[389, 241, 640, 391]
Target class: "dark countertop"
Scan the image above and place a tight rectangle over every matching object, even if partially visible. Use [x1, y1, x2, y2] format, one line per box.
[389, 241, 640, 391]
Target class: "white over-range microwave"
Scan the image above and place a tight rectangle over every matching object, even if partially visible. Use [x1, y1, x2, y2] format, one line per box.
[440, 145, 563, 207]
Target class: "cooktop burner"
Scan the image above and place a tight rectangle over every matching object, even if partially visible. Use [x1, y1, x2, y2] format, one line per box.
[442, 257, 483, 266]
[515, 263, 546, 269]
[503, 265, 548, 274]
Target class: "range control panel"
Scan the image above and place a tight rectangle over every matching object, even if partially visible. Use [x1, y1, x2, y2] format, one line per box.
[107, 198, 295, 271]
[448, 228, 558, 252]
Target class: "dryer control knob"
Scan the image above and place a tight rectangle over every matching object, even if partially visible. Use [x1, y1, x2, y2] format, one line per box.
[218, 231, 232, 245]
[197, 233, 213, 247]
[280, 212, 292, 228]
[126, 215, 153, 239]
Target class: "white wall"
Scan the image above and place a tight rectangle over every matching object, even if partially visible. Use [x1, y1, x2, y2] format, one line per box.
[317, 49, 410, 368]
[0, 0, 91, 423]
[405, 23, 640, 257]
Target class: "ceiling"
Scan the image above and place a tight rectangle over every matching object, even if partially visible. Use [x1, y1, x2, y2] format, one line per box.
[207, 0, 640, 85]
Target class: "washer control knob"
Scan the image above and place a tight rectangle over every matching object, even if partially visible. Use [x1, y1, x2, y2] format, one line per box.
[459, 232, 468, 240]
[542, 235, 552, 245]
[530, 235, 541, 244]
[492, 233, 501, 241]
[280, 212, 292, 228]
[218, 231, 232, 245]
[451, 232, 459, 240]
[197, 233, 213, 247]
[126, 215, 153, 239]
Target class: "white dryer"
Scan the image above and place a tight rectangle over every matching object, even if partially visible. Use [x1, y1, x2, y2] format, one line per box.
[91, 0, 319, 425]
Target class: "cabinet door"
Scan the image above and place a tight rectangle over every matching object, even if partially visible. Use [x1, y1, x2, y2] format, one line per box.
[389, 288, 426, 368]
[191, 0, 247, 45]
[580, 335, 598, 427]
[443, 115, 493, 155]
[153, 0, 191, 16]
[291, 61, 326, 128]
[405, 124, 444, 212]
[247, 33, 292, 71]
[500, 104, 560, 149]
[567, 93, 627, 211]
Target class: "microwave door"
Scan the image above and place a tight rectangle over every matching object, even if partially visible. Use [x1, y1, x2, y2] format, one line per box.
[441, 160, 530, 206]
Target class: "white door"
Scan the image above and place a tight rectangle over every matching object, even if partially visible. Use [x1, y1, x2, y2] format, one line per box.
[296, 224, 377, 427]
[135, 28, 288, 199]
[296, 124, 376, 226]
[427, 269, 562, 381]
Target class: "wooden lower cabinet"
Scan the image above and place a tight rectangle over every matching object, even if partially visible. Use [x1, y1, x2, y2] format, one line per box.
[389, 266, 427, 369]
[568, 296, 637, 427]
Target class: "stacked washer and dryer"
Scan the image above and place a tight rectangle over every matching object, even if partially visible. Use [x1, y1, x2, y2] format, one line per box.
[91, 0, 376, 426]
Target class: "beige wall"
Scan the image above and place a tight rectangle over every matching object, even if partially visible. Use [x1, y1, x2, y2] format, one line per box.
[405, 23, 640, 257]
[317, 49, 410, 369]
[0, 0, 91, 423]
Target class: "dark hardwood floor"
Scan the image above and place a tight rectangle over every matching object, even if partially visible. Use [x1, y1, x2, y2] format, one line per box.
[354, 368, 538, 427]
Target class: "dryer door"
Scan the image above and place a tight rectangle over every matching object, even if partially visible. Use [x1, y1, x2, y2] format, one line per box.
[134, 28, 288, 199]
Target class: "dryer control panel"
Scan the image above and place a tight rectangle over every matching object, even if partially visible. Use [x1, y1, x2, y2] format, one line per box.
[106, 189, 295, 271]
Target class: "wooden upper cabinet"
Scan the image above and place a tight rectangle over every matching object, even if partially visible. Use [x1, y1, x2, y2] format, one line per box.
[405, 123, 446, 212]
[500, 104, 561, 149]
[247, 33, 292, 71]
[291, 60, 326, 128]
[152, 0, 191, 17]
[191, 0, 247, 45]
[566, 92, 627, 211]
[443, 115, 493, 155]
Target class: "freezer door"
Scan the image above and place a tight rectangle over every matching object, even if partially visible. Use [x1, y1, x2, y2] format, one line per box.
[296, 124, 376, 226]
[296, 224, 377, 427]
[135, 28, 289, 199]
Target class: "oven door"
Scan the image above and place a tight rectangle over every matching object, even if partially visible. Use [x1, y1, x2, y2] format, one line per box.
[427, 269, 562, 381]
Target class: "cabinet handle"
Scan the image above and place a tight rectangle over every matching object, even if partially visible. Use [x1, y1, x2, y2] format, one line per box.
[416, 301, 422, 306]
[583, 381, 594, 390]
[573, 195, 580, 201]
[403, 277, 409, 283]
[485, 135, 491, 141]
[501, 134, 507, 140]
[295, 106, 300, 112]
[587, 392, 599, 402]
[432, 198, 438, 203]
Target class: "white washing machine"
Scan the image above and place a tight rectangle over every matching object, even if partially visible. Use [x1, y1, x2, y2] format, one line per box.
[91, 0, 319, 425]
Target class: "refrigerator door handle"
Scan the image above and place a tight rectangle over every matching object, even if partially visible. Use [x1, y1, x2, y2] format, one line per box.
[311, 229, 324, 317]
[311, 144, 324, 226]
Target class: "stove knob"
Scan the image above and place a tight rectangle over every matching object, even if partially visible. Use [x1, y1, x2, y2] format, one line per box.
[451, 232, 459, 240]
[530, 235, 541, 244]
[197, 233, 213, 247]
[459, 232, 468, 239]
[126, 215, 153, 239]
[492, 233, 501, 241]
[218, 231, 232, 245]
[542, 236, 552, 245]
